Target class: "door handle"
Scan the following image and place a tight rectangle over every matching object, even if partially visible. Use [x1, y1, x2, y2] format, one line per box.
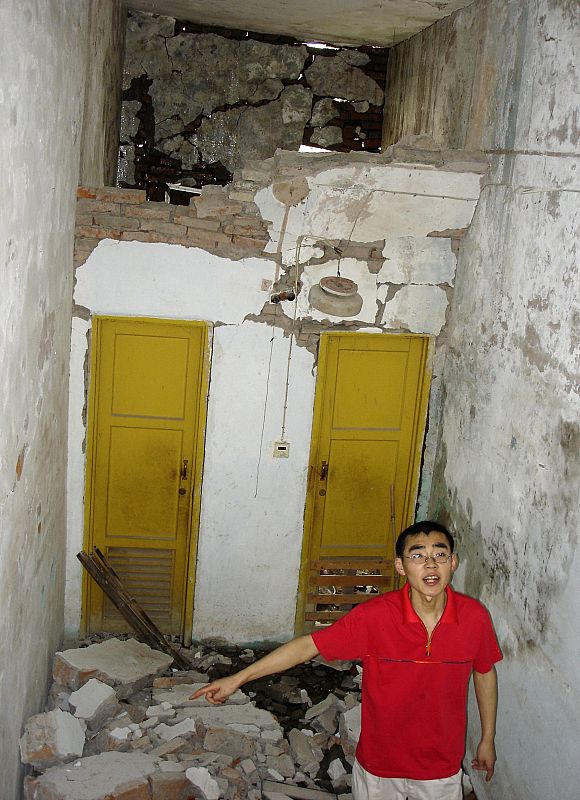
[178, 459, 189, 496]
[320, 460, 328, 480]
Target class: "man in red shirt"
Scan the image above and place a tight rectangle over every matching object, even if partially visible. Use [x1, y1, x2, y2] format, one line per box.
[192, 521, 501, 800]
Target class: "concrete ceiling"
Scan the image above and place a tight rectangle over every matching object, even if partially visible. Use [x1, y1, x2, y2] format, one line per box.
[127, 0, 475, 47]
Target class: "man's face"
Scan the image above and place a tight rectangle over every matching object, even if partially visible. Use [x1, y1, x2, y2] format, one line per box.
[395, 532, 457, 600]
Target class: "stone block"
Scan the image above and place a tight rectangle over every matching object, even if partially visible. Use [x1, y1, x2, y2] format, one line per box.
[53, 639, 173, 698]
[25, 751, 157, 800]
[185, 766, 220, 800]
[69, 679, 119, 731]
[20, 708, 86, 768]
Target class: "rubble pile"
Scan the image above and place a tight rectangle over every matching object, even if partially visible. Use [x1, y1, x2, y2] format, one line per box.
[21, 637, 362, 800]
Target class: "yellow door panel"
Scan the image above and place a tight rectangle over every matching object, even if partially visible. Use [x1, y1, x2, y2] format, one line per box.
[83, 317, 209, 640]
[319, 439, 399, 552]
[297, 332, 431, 631]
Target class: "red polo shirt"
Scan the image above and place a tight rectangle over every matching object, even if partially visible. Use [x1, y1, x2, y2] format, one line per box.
[311, 586, 502, 780]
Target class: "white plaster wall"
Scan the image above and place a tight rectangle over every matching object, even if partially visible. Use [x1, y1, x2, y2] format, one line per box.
[387, 1, 580, 796]
[194, 324, 316, 643]
[0, 2, 125, 798]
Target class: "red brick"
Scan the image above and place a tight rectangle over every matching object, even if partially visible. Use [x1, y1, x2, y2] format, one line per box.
[93, 187, 146, 203]
[173, 213, 219, 231]
[94, 214, 140, 230]
[222, 222, 267, 237]
[148, 772, 197, 800]
[75, 226, 122, 240]
[185, 228, 232, 249]
[170, 205, 197, 220]
[231, 235, 267, 251]
[121, 231, 189, 246]
[125, 203, 172, 221]
[77, 198, 121, 215]
[139, 221, 188, 237]
[112, 777, 151, 800]
[75, 212, 94, 225]
[77, 187, 97, 199]
[53, 655, 98, 690]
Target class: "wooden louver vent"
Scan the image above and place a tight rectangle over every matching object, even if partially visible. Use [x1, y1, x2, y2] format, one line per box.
[305, 556, 393, 624]
[103, 547, 174, 629]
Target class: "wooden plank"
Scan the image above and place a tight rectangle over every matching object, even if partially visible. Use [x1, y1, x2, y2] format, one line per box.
[310, 558, 392, 570]
[307, 592, 383, 605]
[78, 549, 194, 670]
[309, 574, 391, 588]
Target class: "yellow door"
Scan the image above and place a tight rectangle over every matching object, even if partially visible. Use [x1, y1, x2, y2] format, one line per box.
[83, 317, 209, 640]
[296, 332, 431, 631]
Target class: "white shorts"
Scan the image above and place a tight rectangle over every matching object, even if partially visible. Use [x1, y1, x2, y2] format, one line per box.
[352, 759, 463, 800]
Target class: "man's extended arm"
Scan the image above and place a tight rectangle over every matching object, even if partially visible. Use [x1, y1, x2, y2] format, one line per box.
[472, 666, 498, 781]
[191, 634, 319, 704]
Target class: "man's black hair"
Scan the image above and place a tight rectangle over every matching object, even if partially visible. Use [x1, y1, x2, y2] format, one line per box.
[395, 520, 454, 557]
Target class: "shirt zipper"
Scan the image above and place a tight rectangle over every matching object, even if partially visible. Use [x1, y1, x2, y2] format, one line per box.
[423, 618, 442, 657]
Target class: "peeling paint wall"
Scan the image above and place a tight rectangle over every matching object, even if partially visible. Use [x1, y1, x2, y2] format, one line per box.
[0, 2, 125, 798]
[119, 10, 387, 196]
[67, 147, 486, 645]
[385, 1, 579, 797]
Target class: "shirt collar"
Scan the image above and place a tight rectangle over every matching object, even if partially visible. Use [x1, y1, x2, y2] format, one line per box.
[400, 584, 458, 624]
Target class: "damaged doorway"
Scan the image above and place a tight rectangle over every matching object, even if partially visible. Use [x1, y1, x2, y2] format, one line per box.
[296, 332, 431, 632]
[82, 317, 209, 643]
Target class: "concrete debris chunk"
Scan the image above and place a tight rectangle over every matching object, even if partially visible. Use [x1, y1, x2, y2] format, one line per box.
[20, 708, 86, 768]
[153, 669, 208, 688]
[328, 757, 348, 786]
[203, 726, 256, 758]
[53, 638, 173, 697]
[186, 765, 221, 800]
[339, 703, 361, 758]
[148, 770, 196, 799]
[153, 682, 250, 706]
[25, 638, 361, 798]
[68, 678, 119, 731]
[155, 718, 198, 741]
[25, 751, 157, 800]
[262, 779, 338, 798]
[288, 728, 323, 774]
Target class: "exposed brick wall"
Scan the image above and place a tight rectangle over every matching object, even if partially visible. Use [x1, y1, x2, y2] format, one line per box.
[74, 186, 270, 268]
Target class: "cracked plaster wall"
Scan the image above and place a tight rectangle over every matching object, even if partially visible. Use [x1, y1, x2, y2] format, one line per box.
[67, 148, 486, 645]
[119, 11, 386, 194]
[0, 2, 125, 798]
[385, 1, 579, 797]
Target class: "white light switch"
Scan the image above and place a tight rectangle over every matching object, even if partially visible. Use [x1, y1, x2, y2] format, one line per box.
[273, 441, 290, 458]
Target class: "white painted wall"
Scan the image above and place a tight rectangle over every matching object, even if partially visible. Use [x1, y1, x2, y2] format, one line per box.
[386, 1, 580, 796]
[0, 2, 124, 798]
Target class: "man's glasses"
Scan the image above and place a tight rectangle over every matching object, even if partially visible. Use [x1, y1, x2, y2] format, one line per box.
[404, 552, 452, 564]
